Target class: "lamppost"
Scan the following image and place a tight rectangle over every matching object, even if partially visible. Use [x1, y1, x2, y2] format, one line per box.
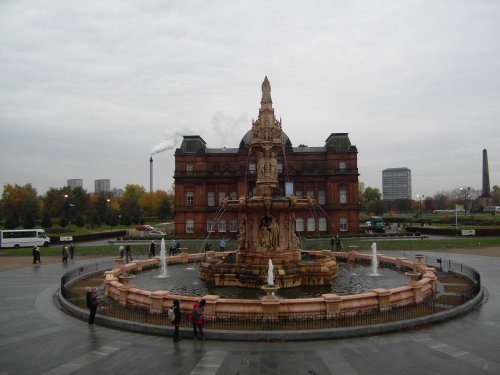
[64, 194, 75, 235]
[416, 194, 424, 214]
[107, 198, 112, 232]
[460, 187, 471, 215]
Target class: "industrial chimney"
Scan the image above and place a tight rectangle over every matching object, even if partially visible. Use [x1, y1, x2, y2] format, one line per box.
[149, 156, 153, 193]
[481, 149, 491, 198]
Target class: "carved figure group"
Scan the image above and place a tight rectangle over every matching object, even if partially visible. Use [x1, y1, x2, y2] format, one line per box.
[258, 216, 280, 251]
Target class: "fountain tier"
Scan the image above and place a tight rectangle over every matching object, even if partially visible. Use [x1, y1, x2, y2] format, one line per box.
[199, 77, 338, 289]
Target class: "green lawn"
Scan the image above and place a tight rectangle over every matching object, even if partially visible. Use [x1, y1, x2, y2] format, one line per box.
[3, 236, 500, 256]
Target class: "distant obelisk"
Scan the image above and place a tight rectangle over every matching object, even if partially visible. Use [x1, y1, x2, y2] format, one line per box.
[481, 149, 491, 198]
[480, 149, 493, 208]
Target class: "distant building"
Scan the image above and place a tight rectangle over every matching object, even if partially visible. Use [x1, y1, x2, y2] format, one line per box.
[67, 179, 83, 189]
[173, 78, 360, 238]
[382, 168, 412, 200]
[94, 179, 110, 194]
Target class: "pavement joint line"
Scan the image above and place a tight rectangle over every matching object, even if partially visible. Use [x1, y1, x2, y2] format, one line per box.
[41, 343, 130, 375]
[190, 350, 228, 375]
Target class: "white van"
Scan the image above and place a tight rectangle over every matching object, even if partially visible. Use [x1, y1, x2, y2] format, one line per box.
[0, 229, 51, 248]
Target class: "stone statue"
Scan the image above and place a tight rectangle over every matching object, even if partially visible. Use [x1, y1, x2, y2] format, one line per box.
[261, 76, 272, 104]
[237, 220, 246, 249]
[269, 217, 279, 250]
[259, 225, 270, 250]
[257, 152, 265, 179]
[269, 152, 277, 179]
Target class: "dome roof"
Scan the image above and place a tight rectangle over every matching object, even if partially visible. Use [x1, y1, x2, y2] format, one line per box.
[239, 130, 291, 147]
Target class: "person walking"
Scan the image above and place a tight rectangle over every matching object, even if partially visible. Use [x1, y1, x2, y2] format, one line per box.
[32, 246, 41, 264]
[335, 235, 341, 251]
[125, 245, 132, 263]
[148, 240, 156, 258]
[61, 245, 69, 264]
[189, 299, 206, 340]
[175, 240, 181, 255]
[219, 239, 225, 252]
[69, 242, 75, 259]
[88, 287, 99, 324]
[169, 239, 176, 256]
[204, 241, 212, 253]
[118, 245, 125, 259]
[171, 299, 182, 342]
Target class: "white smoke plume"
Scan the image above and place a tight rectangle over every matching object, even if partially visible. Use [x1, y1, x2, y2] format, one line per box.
[210, 111, 249, 147]
[151, 127, 191, 155]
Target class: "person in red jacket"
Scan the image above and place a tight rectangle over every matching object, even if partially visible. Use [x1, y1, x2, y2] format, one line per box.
[188, 299, 206, 340]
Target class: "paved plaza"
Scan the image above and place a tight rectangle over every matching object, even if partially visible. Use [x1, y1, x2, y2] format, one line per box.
[1, 251, 500, 374]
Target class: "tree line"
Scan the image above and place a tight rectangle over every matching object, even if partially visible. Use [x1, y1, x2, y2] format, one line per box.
[359, 183, 500, 216]
[0, 183, 174, 230]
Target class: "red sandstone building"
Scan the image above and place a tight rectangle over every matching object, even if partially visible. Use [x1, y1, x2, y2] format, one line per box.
[173, 79, 360, 238]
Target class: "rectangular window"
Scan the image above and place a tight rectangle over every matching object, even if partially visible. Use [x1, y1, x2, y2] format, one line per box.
[278, 163, 283, 174]
[249, 163, 256, 174]
[339, 189, 347, 204]
[186, 163, 193, 172]
[319, 217, 327, 231]
[307, 191, 314, 199]
[186, 191, 194, 206]
[207, 219, 214, 232]
[218, 219, 226, 232]
[186, 220, 194, 233]
[207, 192, 215, 206]
[307, 217, 315, 231]
[339, 161, 346, 171]
[318, 190, 325, 205]
[296, 218, 304, 232]
[230, 219, 238, 232]
[230, 191, 237, 200]
[296, 191, 303, 198]
[218, 192, 226, 204]
[340, 218, 348, 232]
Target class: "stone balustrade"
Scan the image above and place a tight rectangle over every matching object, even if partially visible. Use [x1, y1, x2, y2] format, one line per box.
[104, 250, 436, 321]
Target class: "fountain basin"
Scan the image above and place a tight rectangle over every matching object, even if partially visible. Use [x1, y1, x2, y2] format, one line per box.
[104, 250, 437, 320]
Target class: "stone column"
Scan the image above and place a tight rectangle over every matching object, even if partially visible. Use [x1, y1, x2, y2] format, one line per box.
[150, 291, 170, 313]
[322, 293, 342, 317]
[373, 288, 392, 312]
[262, 296, 280, 321]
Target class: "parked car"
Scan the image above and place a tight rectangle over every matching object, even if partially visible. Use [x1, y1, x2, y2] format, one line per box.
[136, 225, 154, 232]
[148, 230, 166, 236]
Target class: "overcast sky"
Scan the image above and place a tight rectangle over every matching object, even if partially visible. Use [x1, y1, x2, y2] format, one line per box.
[1, 0, 499, 198]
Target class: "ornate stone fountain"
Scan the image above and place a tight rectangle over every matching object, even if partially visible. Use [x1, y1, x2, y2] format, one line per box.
[199, 77, 338, 289]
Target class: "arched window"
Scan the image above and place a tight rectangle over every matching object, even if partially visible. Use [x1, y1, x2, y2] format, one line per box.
[186, 220, 194, 233]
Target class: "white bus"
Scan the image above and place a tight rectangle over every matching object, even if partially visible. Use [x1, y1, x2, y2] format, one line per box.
[0, 229, 51, 249]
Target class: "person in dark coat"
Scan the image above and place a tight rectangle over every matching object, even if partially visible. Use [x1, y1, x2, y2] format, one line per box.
[188, 299, 206, 340]
[88, 287, 98, 324]
[125, 245, 132, 263]
[335, 235, 341, 251]
[69, 242, 75, 259]
[171, 299, 182, 342]
[32, 246, 41, 264]
[61, 245, 69, 264]
[148, 241, 156, 258]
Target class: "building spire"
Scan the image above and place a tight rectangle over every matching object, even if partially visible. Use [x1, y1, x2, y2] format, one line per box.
[261, 76, 272, 105]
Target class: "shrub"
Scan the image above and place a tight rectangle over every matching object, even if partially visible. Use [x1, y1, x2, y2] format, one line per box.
[41, 212, 52, 228]
[22, 212, 36, 229]
[5, 213, 19, 229]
